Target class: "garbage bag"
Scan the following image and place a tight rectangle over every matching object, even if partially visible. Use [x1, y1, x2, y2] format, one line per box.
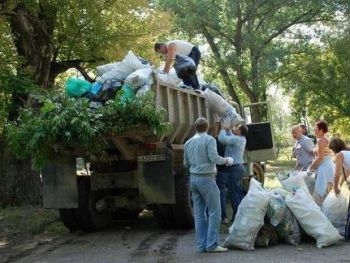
[223, 178, 269, 250]
[322, 191, 347, 236]
[65, 78, 92, 97]
[117, 84, 135, 106]
[286, 188, 342, 248]
[173, 54, 196, 79]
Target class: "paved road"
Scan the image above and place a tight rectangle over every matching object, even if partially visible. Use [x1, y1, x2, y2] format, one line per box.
[10, 215, 350, 263]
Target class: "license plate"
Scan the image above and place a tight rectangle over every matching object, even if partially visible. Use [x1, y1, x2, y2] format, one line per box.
[138, 154, 165, 162]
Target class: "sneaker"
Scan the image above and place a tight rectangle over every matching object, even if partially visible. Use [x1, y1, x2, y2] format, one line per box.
[207, 246, 228, 253]
[221, 218, 229, 225]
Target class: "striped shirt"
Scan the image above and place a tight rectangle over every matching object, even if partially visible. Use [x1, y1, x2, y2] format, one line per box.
[184, 132, 227, 176]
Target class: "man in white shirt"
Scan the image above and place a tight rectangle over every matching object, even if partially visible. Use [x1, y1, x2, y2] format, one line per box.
[155, 40, 201, 90]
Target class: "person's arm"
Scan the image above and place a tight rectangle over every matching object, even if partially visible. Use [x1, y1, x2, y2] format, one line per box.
[304, 139, 315, 154]
[163, 43, 176, 73]
[207, 137, 228, 165]
[309, 138, 326, 171]
[333, 152, 344, 196]
[218, 129, 239, 146]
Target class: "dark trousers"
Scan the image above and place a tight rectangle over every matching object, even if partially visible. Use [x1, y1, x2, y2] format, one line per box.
[216, 164, 245, 221]
[183, 46, 201, 90]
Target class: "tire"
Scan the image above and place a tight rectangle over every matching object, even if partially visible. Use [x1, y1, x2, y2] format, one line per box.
[74, 176, 112, 232]
[172, 169, 194, 229]
[152, 169, 194, 229]
[242, 163, 265, 193]
[252, 162, 265, 185]
[58, 208, 79, 232]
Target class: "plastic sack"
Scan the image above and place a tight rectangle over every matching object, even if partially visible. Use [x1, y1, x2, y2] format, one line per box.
[65, 78, 92, 97]
[117, 84, 135, 106]
[96, 51, 150, 83]
[223, 178, 270, 250]
[173, 54, 196, 79]
[266, 193, 286, 227]
[90, 82, 102, 95]
[155, 68, 182, 87]
[279, 170, 313, 200]
[255, 221, 279, 247]
[203, 88, 243, 126]
[124, 68, 153, 91]
[322, 191, 348, 236]
[136, 85, 152, 97]
[286, 188, 342, 248]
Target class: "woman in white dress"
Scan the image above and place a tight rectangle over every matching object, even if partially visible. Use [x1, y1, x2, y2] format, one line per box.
[309, 120, 335, 206]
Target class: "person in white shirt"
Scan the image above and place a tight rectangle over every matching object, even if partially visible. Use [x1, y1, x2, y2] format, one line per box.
[155, 40, 201, 90]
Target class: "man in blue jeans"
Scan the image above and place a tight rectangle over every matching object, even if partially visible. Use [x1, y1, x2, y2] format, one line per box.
[218, 123, 248, 223]
[183, 117, 233, 253]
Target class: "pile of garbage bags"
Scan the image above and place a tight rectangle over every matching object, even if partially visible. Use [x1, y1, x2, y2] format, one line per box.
[64, 50, 243, 126]
[223, 172, 346, 250]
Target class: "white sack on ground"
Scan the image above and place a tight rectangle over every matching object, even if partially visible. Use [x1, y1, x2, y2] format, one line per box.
[322, 191, 347, 237]
[223, 178, 269, 250]
[279, 171, 313, 200]
[286, 188, 342, 248]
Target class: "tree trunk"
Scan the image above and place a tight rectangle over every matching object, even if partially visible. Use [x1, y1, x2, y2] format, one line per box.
[0, 140, 42, 207]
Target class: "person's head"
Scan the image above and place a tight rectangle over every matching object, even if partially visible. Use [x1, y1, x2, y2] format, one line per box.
[329, 137, 348, 154]
[314, 120, 328, 138]
[194, 117, 208, 133]
[291, 125, 302, 140]
[299, 123, 308, 135]
[154, 42, 167, 54]
[234, 124, 249, 137]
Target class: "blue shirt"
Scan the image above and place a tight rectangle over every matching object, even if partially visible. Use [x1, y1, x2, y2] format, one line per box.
[218, 129, 246, 164]
[293, 134, 314, 171]
[183, 132, 227, 176]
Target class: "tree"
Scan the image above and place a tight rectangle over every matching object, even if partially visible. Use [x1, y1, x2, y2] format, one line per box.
[282, 34, 350, 139]
[0, 0, 170, 206]
[155, 0, 346, 112]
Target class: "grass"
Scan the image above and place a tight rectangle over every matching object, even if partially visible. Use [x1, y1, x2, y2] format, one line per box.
[0, 207, 69, 244]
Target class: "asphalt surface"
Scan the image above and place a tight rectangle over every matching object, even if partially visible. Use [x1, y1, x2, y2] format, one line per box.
[8, 215, 350, 263]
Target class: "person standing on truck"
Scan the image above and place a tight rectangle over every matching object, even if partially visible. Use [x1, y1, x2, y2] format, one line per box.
[218, 122, 248, 223]
[291, 125, 315, 171]
[154, 40, 201, 90]
[183, 117, 233, 253]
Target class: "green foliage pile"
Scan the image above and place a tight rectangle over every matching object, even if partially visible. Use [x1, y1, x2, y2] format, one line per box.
[5, 91, 170, 168]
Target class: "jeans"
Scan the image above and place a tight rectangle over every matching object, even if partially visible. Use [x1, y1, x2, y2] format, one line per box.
[216, 164, 245, 221]
[190, 175, 221, 252]
[183, 46, 201, 89]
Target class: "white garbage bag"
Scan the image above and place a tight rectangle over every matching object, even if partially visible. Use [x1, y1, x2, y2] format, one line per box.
[223, 178, 270, 250]
[286, 188, 342, 248]
[322, 191, 348, 237]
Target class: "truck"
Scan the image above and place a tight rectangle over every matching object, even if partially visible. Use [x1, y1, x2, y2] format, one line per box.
[42, 80, 276, 232]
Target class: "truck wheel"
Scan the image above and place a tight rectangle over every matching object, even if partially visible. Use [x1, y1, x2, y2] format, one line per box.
[152, 170, 194, 229]
[75, 176, 112, 232]
[252, 162, 265, 185]
[172, 170, 194, 229]
[58, 208, 79, 232]
[152, 204, 175, 229]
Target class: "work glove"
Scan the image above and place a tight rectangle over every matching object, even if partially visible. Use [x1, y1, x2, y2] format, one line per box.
[225, 157, 234, 166]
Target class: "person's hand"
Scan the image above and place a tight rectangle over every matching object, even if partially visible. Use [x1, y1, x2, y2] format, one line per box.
[334, 185, 341, 197]
[221, 120, 230, 131]
[225, 157, 234, 166]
